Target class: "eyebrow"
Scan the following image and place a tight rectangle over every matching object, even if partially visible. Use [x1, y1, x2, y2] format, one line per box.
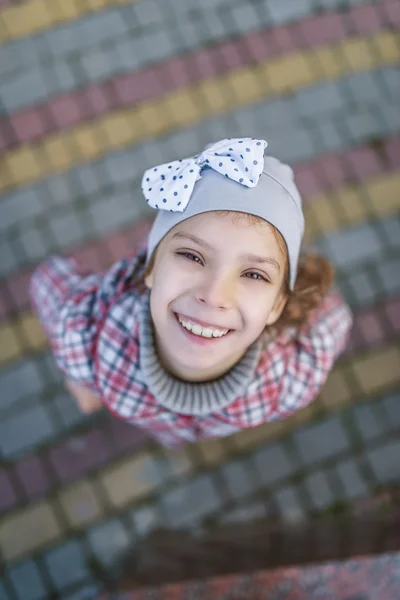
[171, 232, 281, 272]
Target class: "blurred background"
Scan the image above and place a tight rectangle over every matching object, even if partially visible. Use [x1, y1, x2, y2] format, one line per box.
[0, 0, 399, 598]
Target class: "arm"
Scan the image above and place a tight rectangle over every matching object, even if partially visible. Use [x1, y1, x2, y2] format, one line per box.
[30, 251, 146, 404]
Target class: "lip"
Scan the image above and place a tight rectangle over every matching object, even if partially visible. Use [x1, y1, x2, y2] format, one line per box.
[174, 313, 232, 346]
[175, 312, 231, 331]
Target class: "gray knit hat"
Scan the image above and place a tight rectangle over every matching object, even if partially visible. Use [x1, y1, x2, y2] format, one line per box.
[143, 138, 304, 289]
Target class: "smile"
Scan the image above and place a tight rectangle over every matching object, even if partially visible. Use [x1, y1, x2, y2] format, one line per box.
[176, 314, 230, 339]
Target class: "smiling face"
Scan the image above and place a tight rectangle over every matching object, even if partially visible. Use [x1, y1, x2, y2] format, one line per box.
[145, 212, 288, 382]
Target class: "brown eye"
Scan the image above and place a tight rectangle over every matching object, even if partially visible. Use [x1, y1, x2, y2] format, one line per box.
[243, 272, 269, 282]
[176, 252, 203, 265]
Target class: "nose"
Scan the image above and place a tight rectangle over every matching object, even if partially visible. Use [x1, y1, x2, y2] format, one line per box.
[196, 271, 235, 310]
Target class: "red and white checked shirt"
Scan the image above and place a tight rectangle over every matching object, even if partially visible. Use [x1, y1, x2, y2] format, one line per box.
[30, 248, 353, 448]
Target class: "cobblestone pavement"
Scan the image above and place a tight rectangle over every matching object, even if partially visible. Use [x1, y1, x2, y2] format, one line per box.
[0, 0, 399, 598]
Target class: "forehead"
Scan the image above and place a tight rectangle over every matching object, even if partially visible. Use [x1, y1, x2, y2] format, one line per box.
[167, 212, 285, 255]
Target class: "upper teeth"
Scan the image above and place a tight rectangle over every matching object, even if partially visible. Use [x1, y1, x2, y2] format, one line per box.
[178, 316, 229, 338]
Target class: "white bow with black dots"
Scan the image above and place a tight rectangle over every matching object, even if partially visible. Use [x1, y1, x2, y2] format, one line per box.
[141, 137, 268, 212]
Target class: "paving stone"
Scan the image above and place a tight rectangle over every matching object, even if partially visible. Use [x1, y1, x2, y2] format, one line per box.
[14, 224, 53, 265]
[335, 458, 369, 500]
[132, 504, 161, 537]
[1, 359, 44, 411]
[323, 223, 383, 269]
[87, 518, 131, 565]
[266, 0, 311, 25]
[42, 61, 78, 96]
[0, 583, 7, 600]
[368, 441, 400, 484]
[133, 0, 165, 27]
[0, 188, 43, 233]
[81, 48, 115, 82]
[220, 501, 267, 524]
[274, 485, 305, 522]
[45, 539, 89, 590]
[0, 404, 56, 457]
[162, 475, 221, 527]
[59, 479, 102, 527]
[380, 216, 400, 248]
[104, 150, 141, 187]
[0, 239, 21, 278]
[345, 108, 383, 144]
[252, 443, 297, 485]
[112, 37, 142, 72]
[344, 269, 378, 307]
[315, 119, 346, 153]
[381, 392, 400, 431]
[293, 415, 350, 466]
[380, 257, 400, 294]
[352, 402, 386, 441]
[140, 29, 176, 64]
[1, 69, 48, 112]
[7, 559, 46, 600]
[295, 81, 345, 118]
[48, 210, 88, 249]
[267, 127, 316, 163]
[14, 455, 50, 501]
[346, 70, 385, 104]
[230, 3, 262, 34]
[63, 584, 101, 600]
[44, 174, 75, 208]
[0, 502, 60, 561]
[303, 471, 334, 510]
[53, 390, 88, 429]
[0, 469, 17, 512]
[220, 460, 255, 500]
[102, 452, 165, 507]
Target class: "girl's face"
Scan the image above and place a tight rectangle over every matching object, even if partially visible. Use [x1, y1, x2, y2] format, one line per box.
[145, 212, 287, 382]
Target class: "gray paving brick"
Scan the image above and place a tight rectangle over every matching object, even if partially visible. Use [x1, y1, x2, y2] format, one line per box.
[42, 61, 78, 95]
[112, 37, 142, 72]
[74, 164, 104, 196]
[220, 501, 267, 524]
[88, 518, 131, 565]
[220, 460, 255, 499]
[323, 224, 383, 269]
[346, 71, 384, 104]
[81, 48, 115, 82]
[317, 0, 367, 8]
[133, 0, 165, 27]
[1, 359, 44, 411]
[381, 67, 400, 98]
[352, 403, 386, 442]
[53, 390, 87, 429]
[7, 559, 46, 600]
[62, 583, 101, 600]
[253, 443, 297, 485]
[335, 458, 369, 500]
[230, 3, 262, 34]
[0, 404, 56, 457]
[1, 69, 48, 112]
[0, 239, 21, 278]
[104, 151, 141, 187]
[0, 188, 44, 233]
[295, 82, 345, 118]
[345, 269, 378, 307]
[48, 211, 88, 249]
[293, 416, 350, 466]
[368, 441, 400, 484]
[274, 485, 305, 521]
[315, 119, 347, 153]
[268, 127, 316, 163]
[304, 471, 334, 510]
[13, 224, 51, 265]
[380, 257, 400, 295]
[345, 108, 383, 145]
[380, 216, 400, 249]
[381, 393, 400, 431]
[132, 504, 161, 536]
[44, 540, 88, 590]
[139, 29, 176, 64]
[162, 475, 221, 527]
[266, 0, 311, 25]
[44, 175, 74, 208]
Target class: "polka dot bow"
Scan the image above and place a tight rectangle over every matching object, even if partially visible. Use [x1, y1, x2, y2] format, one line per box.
[141, 137, 268, 212]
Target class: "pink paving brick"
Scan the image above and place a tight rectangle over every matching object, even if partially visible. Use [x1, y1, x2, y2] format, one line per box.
[9, 108, 46, 143]
[384, 137, 400, 168]
[383, 0, 400, 26]
[14, 454, 50, 500]
[0, 469, 17, 513]
[385, 298, 400, 331]
[108, 418, 150, 456]
[318, 154, 350, 189]
[271, 26, 299, 54]
[349, 4, 383, 34]
[356, 311, 385, 346]
[293, 164, 324, 199]
[72, 243, 108, 273]
[189, 47, 222, 79]
[48, 92, 86, 129]
[83, 83, 114, 118]
[244, 31, 277, 62]
[6, 269, 32, 314]
[345, 147, 383, 179]
[166, 56, 198, 87]
[49, 427, 111, 482]
[218, 40, 247, 70]
[297, 13, 346, 46]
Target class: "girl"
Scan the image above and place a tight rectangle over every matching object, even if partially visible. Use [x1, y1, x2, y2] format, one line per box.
[31, 138, 352, 448]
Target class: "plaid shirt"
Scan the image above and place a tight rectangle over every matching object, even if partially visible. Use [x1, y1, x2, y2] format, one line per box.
[30, 249, 353, 448]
